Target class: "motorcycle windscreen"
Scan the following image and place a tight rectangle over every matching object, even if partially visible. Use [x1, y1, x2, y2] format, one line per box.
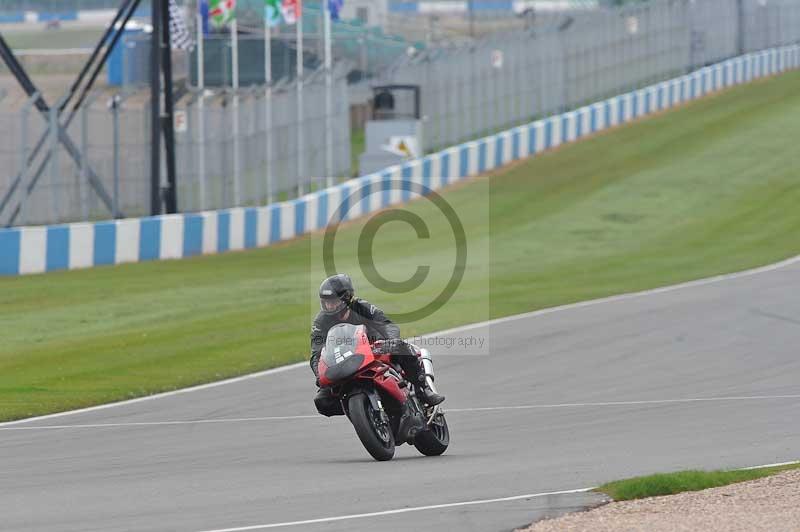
[321, 323, 366, 382]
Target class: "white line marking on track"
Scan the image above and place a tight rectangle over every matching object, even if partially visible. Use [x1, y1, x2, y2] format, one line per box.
[194, 458, 800, 531]
[193, 457, 800, 531]
[0, 362, 306, 428]
[4, 394, 797, 431]
[3, 253, 799, 428]
[445, 394, 800, 413]
[0, 415, 320, 431]
[738, 460, 800, 470]
[430, 254, 800, 338]
[193, 487, 597, 532]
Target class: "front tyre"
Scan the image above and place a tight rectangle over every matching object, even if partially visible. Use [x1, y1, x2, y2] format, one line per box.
[348, 394, 395, 461]
[414, 412, 449, 456]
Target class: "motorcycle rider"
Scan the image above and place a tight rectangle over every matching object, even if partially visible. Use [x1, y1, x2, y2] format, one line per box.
[310, 274, 445, 437]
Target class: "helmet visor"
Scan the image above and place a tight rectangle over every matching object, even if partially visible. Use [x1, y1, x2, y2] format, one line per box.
[320, 297, 346, 315]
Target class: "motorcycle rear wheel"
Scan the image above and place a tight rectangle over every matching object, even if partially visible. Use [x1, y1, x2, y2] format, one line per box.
[414, 412, 449, 456]
[348, 394, 395, 461]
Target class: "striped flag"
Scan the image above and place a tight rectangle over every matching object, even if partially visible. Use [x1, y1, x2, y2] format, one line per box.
[168, 0, 194, 50]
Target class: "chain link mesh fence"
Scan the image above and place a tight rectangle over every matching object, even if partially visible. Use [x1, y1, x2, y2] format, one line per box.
[0, 71, 351, 227]
[174, 75, 351, 213]
[382, 0, 800, 152]
[1, 0, 799, 226]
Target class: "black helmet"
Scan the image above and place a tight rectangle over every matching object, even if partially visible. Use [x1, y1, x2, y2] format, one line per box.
[319, 274, 354, 317]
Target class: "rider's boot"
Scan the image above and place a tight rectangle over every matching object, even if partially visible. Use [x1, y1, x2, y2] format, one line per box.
[404, 357, 445, 406]
[397, 401, 424, 442]
[412, 349, 445, 406]
[394, 343, 446, 406]
[415, 377, 445, 406]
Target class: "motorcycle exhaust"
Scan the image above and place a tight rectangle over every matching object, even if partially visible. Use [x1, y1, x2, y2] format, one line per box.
[419, 348, 440, 394]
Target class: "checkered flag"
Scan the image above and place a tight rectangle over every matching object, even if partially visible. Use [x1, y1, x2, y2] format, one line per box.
[169, 0, 194, 51]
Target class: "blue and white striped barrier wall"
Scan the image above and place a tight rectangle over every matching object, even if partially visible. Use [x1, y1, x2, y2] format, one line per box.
[389, 1, 596, 14]
[0, 9, 142, 25]
[1, 44, 798, 276]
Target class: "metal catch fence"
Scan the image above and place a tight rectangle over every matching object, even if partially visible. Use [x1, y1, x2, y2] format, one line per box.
[381, 0, 800, 153]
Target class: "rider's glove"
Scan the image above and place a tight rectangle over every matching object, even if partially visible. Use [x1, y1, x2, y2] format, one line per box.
[386, 338, 404, 354]
[372, 340, 388, 354]
[373, 338, 401, 354]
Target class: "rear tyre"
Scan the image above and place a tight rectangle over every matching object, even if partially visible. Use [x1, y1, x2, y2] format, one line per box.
[348, 394, 395, 461]
[414, 412, 449, 456]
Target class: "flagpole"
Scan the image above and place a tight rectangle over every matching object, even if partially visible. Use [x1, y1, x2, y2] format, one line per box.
[231, 15, 241, 206]
[264, 7, 273, 204]
[323, 0, 333, 187]
[197, 5, 207, 210]
[296, 0, 304, 197]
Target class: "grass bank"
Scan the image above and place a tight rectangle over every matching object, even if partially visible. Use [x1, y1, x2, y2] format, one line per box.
[598, 462, 800, 501]
[1, 70, 799, 421]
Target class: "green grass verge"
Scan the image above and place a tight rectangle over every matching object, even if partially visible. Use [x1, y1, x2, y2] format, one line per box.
[598, 462, 800, 501]
[1, 70, 799, 421]
[351, 126, 365, 176]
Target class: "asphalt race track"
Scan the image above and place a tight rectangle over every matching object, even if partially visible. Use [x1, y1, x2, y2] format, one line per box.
[2, 258, 800, 532]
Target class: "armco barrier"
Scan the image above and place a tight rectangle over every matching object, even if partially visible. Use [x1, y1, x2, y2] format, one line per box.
[1, 44, 798, 276]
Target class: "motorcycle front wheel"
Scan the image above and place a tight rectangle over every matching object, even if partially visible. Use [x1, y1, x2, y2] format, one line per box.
[348, 393, 395, 461]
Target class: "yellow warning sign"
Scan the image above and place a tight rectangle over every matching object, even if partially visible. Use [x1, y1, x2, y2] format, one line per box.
[397, 140, 412, 157]
[383, 136, 420, 159]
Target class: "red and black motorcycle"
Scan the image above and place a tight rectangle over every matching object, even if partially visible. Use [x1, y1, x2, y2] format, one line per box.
[316, 323, 449, 461]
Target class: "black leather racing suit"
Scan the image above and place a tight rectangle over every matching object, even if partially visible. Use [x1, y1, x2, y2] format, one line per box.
[310, 298, 422, 386]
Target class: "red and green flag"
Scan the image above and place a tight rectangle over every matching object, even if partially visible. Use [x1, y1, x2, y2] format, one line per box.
[209, 0, 236, 28]
[280, 0, 301, 25]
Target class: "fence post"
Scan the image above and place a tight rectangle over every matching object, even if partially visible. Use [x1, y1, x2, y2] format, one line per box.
[265, 84, 274, 202]
[48, 95, 70, 224]
[324, 0, 334, 187]
[80, 97, 89, 221]
[557, 19, 570, 113]
[221, 95, 230, 207]
[197, 20, 207, 211]
[232, 22, 241, 207]
[250, 91, 260, 204]
[111, 94, 122, 219]
[183, 96, 194, 212]
[470, 46, 478, 139]
[197, 92, 207, 210]
[296, 12, 306, 198]
[17, 91, 38, 227]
